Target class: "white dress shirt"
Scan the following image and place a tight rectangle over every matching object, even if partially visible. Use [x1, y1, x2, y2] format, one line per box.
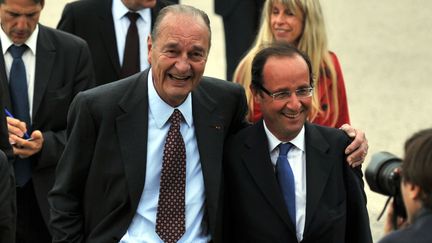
[120, 70, 210, 243]
[112, 0, 151, 71]
[0, 25, 39, 120]
[263, 121, 307, 242]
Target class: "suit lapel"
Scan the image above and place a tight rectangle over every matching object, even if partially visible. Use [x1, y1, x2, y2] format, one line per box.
[303, 123, 336, 233]
[191, 83, 225, 234]
[116, 71, 149, 210]
[33, 25, 56, 117]
[242, 121, 295, 231]
[97, 0, 121, 77]
[0, 42, 11, 108]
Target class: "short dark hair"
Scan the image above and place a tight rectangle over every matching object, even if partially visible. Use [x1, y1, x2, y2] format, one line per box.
[402, 128, 432, 209]
[251, 42, 314, 90]
[0, 0, 43, 4]
[151, 4, 211, 48]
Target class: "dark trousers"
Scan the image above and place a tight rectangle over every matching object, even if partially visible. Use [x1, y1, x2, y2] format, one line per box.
[222, 0, 265, 81]
[16, 180, 51, 243]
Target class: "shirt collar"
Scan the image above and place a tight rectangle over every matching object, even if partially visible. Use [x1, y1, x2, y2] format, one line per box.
[148, 68, 193, 128]
[263, 121, 305, 153]
[1, 24, 38, 55]
[112, 0, 151, 23]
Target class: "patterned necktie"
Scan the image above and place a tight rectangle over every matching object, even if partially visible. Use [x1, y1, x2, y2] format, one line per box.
[156, 109, 186, 243]
[9, 44, 32, 187]
[120, 12, 140, 78]
[277, 143, 296, 227]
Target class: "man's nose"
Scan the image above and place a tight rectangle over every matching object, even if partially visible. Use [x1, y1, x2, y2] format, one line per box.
[175, 54, 191, 72]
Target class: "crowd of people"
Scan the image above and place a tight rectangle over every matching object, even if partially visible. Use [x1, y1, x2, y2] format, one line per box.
[0, 0, 428, 242]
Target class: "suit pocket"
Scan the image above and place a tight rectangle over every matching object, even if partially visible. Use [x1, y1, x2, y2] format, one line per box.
[45, 81, 74, 101]
[327, 199, 347, 222]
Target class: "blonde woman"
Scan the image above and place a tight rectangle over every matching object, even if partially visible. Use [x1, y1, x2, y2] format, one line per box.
[234, 0, 350, 128]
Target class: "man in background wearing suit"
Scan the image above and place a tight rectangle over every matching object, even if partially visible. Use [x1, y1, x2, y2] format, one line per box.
[215, 0, 264, 80]
[58, 0, 172, 86]
[224, 43, 372, 242]
[0, 0, 95, 241]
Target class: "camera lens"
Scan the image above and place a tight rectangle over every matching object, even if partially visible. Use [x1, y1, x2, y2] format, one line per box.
[365, 152, 402, 196]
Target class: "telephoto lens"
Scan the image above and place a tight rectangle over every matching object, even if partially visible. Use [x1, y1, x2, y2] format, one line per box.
[365, 151, 406, 220]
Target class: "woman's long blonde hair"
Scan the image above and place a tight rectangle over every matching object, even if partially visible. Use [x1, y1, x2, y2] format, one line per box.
[233, 0, 340, 126]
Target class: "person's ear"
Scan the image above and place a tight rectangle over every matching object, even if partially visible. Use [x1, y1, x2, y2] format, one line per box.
[250, 84, 261, 104]
[404, 180, 421, 201]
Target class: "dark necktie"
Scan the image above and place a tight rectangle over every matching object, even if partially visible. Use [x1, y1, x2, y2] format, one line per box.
[156, 109, 186, 243]
[120, 12, 140, 78]
[9, 44, 32, 187]
[277, 143, 296, 227]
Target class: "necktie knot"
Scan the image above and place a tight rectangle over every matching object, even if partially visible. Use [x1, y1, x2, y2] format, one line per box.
[9, 45, 27, 59]
[126, 12, 140, 23]
[170, 109, 184, 127]
[279, 143, 293, 157]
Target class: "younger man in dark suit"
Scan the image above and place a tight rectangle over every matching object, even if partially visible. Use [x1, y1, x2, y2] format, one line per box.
[224, 43, 372, 242]
[0, 0, 95, 241]
[58, 0, 173, 85]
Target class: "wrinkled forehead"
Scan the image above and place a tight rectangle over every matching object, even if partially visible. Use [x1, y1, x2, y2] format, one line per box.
[157, 13, 210, 47]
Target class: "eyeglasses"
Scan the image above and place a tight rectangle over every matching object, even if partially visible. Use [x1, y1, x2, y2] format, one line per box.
[258, 85, 313, 101]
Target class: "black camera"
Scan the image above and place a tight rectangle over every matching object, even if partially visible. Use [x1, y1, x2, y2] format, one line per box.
[365, 152, 407, 221]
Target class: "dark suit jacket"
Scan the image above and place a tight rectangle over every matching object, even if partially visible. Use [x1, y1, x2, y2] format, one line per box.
[379, 208, 432, 243]
[57, 0, 172, 86]
[223, 121, 372, 243]
[0, 24, 95, 225]
[0, 150, 15, 243]
[49, 69, 248, 243]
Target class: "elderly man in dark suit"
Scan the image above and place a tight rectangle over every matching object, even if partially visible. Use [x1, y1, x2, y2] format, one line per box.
[49, 5, 248, 243]
[0, 0, 95, 241]
[223, 43, 372, 243]
[58, 0, 173, 86]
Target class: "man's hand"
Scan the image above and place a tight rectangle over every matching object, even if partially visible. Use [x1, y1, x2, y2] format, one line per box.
[384, 199, 408, 235]
[340, 124, 368, 167]
[6, 116, 28, 139]
[10, 130, 44, 158]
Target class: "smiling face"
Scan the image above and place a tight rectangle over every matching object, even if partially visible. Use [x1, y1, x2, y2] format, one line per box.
[147, 12, 210, 107]
[270, 1, 304, 45]
[253, 55, 311, 141]
[0, 0, 43, 44]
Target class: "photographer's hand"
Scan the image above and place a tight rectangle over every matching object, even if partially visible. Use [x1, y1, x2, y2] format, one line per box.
[384, 199, 408, 235]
